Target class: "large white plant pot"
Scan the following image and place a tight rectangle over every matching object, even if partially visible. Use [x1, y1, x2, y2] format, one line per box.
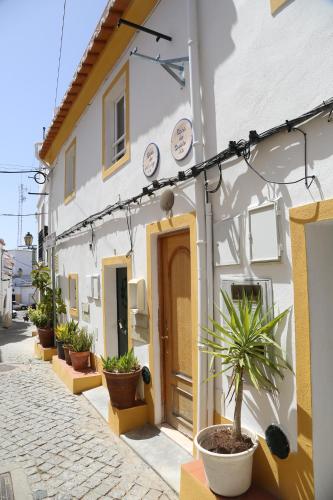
[194, 424, 258, 497]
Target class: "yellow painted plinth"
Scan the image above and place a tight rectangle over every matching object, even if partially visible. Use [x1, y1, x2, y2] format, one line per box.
[52, 355, 102, 394]
[180, 460, 275, 500]
[34, 342, 57, 361]
[108, 401, 148, 436]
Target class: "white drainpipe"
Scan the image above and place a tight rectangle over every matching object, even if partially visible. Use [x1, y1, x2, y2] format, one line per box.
[187, 0, 208, 434]
[205, 200, 214, 426]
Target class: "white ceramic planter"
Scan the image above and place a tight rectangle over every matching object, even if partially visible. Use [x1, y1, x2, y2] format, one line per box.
[194, 424, 258, 497]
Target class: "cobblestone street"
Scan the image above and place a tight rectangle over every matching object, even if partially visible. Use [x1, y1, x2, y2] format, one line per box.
[0, 319, 177, 500]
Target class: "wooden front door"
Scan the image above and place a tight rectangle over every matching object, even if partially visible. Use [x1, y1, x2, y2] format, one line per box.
[159, 230, 193, 437]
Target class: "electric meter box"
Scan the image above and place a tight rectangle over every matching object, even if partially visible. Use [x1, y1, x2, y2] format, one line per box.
[220, 277, 273, 318]
[128, 278, 146, 313]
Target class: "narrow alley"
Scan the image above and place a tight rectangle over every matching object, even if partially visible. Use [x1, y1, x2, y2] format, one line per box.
[0, 317, 176, 500]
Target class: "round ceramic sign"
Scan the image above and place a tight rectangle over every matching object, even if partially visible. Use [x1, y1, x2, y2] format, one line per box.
[171, 118, 193, 161]
[143, 143, 160, 177]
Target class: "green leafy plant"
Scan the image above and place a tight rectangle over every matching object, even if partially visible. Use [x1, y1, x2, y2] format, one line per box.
[101, 349, 140, 373]
[30, 265, 66, 328]
[55, 324, 67, 342]
[201, 290, 291, 441]
[70, 329, 93, 353]
[28, 307, 48, 328]
[57, 320, 79, 346]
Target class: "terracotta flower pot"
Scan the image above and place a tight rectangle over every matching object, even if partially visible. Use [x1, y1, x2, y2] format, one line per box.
[63, 345, 72, 365]
[69, 351, 90, 371]
[104, 369, 141, 409]
[56, 340, 65, 360]
[38, 327, 54, 348]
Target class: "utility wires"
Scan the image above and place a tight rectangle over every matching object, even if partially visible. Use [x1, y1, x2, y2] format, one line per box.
[54, 0, 67, 110]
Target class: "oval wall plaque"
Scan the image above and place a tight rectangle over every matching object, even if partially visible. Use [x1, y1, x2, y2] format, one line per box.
[143, 143, 160, 177]
[171, 118, 193, 161]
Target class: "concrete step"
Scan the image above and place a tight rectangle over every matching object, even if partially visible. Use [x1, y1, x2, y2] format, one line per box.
[121, 423, 193, 494]
[83, 387, 193, 493]
[82, 385, 109, 421]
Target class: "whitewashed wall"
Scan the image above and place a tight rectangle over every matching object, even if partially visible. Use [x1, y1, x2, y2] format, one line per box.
[48, 0, 333, 487]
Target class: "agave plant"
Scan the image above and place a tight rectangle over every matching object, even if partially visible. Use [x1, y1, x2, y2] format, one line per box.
[201, 290, 292, 441]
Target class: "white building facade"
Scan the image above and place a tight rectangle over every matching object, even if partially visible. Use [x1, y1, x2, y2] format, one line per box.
[38, 1, 333, 498]
[10, 249, 36, 306]
[0, 239, 13, 326]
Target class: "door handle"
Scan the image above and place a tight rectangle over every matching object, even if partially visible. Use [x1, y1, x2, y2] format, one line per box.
[161, 336, 169, 340]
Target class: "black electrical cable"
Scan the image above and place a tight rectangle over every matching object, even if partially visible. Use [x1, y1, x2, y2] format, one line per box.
[54, 0, 67, 109]
[55, 95, 333, 243]
[0, 213, 47, 217]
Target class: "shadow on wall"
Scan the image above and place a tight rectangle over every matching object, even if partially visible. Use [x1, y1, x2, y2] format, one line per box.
[252, 403, 313, 498]
[198, 0, 237, 160]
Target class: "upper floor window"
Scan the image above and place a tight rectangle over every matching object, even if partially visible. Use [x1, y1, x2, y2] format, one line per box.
[64, 138, 76, 203]
[102, 62, 130, 179]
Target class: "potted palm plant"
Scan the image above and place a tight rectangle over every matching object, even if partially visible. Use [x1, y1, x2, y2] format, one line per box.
[101, 349, 141, 409]
[63, 320, 79, 365]
[69, 328, 93, 371]
[194, 290, 291, 497]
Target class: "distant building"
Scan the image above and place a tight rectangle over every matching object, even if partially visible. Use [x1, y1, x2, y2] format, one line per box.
[0, 238, 13, 326]
[10, 249, 36, 307]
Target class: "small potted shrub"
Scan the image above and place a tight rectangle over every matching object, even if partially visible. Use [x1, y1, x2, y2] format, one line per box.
[194, 290, 291, 497]
[101, 349, 141, 409]
[28, 307, 53, 348]
[55, 324, 67, 360]
[62, 320, 79, 365]
[69, 328, 93, 371]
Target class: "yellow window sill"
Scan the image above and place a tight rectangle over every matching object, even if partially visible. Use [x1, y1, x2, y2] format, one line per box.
[70, 308, 79, 319]
[102, 149, 130, 181]
[64, 192, 76, 205]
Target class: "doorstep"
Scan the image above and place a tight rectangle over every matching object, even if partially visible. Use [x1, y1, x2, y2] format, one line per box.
[121, 424, 193, 494]
[52, 355, 102, 394]
[180, 460, 276, 500]
[82, 388, 192, 493]
[34, 341, 57, 362]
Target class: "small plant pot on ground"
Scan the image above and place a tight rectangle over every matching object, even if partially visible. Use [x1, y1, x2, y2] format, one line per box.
[63, 345, 72, 365]
[69, 351, 90, 371]
[194, 424, 258, 497]
[104, 369, 141, 409]
[38, 327, 54, 348]
[56, 340, 65, 360]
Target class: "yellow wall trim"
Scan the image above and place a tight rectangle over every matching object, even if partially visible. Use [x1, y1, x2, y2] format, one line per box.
[101, 255, 132, 357]
[102, 62, 130, 180]
[146, 212, 198, 432]
[68, 273, 79, 318]
[44, 0, 158, 165]
[64, 137, 76, 204]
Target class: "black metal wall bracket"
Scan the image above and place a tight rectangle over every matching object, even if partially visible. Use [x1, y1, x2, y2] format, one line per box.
[118, 18, 172, 42]
[130, 47, 188, 87]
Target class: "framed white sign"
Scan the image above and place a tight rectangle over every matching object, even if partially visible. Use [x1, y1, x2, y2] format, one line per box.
[143, 143, 159, 177]
[248, 201, 281, 263]
[171, 118, 193, 161]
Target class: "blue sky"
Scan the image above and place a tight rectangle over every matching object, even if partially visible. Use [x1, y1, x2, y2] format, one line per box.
[0, 0, 107, 249]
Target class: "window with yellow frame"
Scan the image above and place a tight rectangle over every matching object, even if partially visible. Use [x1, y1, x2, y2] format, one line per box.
[64, 138, 76, 203]
[102, 62, 130, 180]
[68, 273, 79, 318]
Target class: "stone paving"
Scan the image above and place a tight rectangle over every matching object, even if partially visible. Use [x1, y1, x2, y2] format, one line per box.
[0, 319, 177, 499]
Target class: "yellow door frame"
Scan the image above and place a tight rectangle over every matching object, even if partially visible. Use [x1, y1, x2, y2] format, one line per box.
[101, 255, 132, 357]
[146, 212, 198, 434]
